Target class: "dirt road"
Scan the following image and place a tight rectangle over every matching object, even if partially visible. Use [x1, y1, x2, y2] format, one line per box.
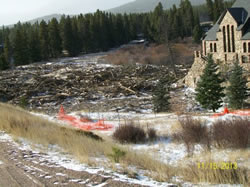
[0, 137, 146, 187]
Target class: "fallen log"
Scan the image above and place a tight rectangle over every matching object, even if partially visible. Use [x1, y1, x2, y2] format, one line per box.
[118, 82, 138, 95]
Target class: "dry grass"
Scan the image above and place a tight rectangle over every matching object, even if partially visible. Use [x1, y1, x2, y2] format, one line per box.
[0, 103, 249, 185]
[123, 150, 176, 182]
[0, 103, 112, 161]
[212, 118, 250, 149]
[183, 164, 248, 185]
[103, 39, 200, 67]
[172, 118, 211, 155]
[0, 103, 174, 181]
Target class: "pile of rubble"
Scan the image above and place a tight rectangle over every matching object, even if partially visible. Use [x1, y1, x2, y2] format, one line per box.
[0, 55, 177, 114]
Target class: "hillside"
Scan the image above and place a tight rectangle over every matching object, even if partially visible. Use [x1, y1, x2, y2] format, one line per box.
[108, 0, 207, 13]
[6, 14, 63, 28]
[26, 14, 63, 24]
[5, 0, 207, 27]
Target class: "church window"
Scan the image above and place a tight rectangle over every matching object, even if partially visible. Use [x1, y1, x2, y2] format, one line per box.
[210, 43, 213, 52]
[243, 42, 247, 53]
[223, 26, 226, 52]
[227, 25, 231, 52]
[231, 26, 235, 52]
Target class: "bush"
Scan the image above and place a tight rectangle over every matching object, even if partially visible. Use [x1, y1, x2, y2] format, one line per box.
[108, 147, 126, 163]
[153, 76, 171, 113]
[176, 117, 211, 154]
[147, 128, 157, 141]
[113, 124, 146, 144]
[212, 118, 249, 149]
[19, 96, 29, 108]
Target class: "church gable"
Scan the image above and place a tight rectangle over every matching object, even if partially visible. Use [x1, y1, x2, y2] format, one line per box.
[199, 0, 250, 65]
[219, 10, 238, 28]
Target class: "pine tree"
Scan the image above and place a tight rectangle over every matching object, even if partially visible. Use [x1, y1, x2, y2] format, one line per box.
[61, 16, 75, 56]
[226, 62, 248, 109]
[193, 11, 202, 43]
[179, 0, 194, 37]
[71, 17, 81, 56]
[3, 36, 11, 66]
[0, 54, 8, 70]
[193, 25, 202, 43]
[206, 0, 214, 21]
[29, 25, 42, 62]
[13, 24, 30, 65]
[48, 18, 62, 58]
[213, 0, 224, 22]
[195, 54, 225, 112]
[151, 2, 164, 43]
[153, 76, 171, 113]
[39, 20, 50, 60]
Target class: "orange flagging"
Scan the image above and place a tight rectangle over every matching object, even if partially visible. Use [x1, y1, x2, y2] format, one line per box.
[212, 107, 250, 117]
[57, 106, 113, 131]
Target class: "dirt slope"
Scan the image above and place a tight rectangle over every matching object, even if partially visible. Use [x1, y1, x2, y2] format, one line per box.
[0, 138, 146, 187]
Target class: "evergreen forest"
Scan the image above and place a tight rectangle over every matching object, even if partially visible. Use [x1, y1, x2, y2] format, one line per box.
[0, 0, 234, 70]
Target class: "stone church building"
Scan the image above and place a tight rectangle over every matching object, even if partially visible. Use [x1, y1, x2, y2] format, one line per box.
[185, 0, 250, 88]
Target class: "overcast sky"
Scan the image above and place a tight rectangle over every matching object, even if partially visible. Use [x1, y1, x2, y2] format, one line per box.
[0, 0, 134, 26]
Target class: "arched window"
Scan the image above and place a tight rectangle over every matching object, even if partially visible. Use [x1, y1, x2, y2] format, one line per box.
[223, 26, 226, 52]
[210, 43, 213, 52]
[243, 42, 247, 53]
[204, 41, 206, 55]
[227, 25, 231, 52]
[214, 43, 217, 52]
[231, 26, 235, 52]
[196, 51, 199, 57]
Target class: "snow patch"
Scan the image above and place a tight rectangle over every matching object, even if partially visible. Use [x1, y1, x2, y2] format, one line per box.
[0, 131, 13, 142]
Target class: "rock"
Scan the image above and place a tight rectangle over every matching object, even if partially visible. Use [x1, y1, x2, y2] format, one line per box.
[184, 58, 250, 89]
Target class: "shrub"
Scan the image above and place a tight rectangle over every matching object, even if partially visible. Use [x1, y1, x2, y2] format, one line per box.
[113, 124, 146, 144]
[19, 95, 29, 108]
[147, 128, 157, 141]
[212, 118, 249, 149]
[153, 76, 171, 113]
[176, 117, 211, 154]
[108, 147, 126, 163]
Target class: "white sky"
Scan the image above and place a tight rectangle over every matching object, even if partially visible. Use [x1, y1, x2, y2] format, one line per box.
[0, 0, 134, 26]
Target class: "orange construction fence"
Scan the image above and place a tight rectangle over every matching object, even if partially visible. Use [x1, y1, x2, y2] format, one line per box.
[212, 107, 250, 117]
[57, 106, 113, 131]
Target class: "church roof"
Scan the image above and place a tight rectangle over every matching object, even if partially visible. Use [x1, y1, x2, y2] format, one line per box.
[242, 27, 250, 40]
[204, 0, 250, 41]
[227, 8, 247, 25]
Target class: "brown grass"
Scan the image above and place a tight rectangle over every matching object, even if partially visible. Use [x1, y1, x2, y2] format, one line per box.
[212, 118, 250, 149]
[173, 117, 211, 154]
[103, 39, 200, 67]
[0, 103, 111, 161]
[183, 164, 248, 185]
[0, 103, 248, 185]
[0, 103, 173, 181]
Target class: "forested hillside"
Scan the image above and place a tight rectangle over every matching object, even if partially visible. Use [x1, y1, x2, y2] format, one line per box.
[0, 0, 233, 70]
[108, 0, 208, 13]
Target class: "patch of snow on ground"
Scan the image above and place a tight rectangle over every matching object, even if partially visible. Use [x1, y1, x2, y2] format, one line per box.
[0, 131, 13, 142]
[132, 138, 203, 166]
[8, 133, 173, 187]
